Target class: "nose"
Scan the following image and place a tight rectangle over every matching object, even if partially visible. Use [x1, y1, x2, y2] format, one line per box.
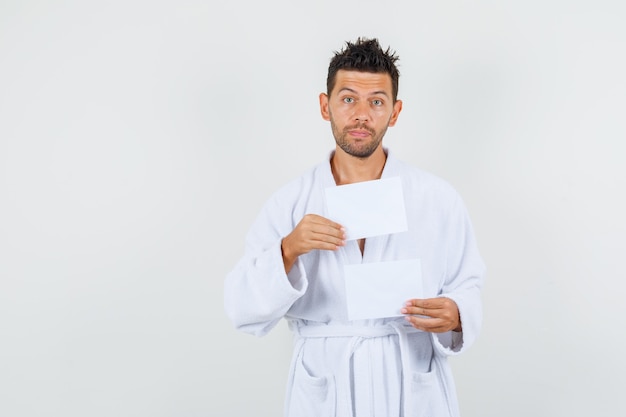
[353, 101, 369, 123]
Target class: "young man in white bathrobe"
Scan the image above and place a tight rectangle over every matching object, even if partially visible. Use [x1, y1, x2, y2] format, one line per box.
[224, 37, 485, 417]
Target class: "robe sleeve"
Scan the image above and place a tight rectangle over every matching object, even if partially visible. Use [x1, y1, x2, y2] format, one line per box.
[431, 193, 486, 356]
[224, 190, 308, 337]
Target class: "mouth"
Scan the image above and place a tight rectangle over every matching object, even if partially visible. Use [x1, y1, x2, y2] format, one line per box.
[347, 129, 372, 138]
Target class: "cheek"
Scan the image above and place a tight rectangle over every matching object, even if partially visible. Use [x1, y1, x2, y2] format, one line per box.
[329, 107, 352, 125]
[333, 103, 352, 115]
[383, 108, 398, 121]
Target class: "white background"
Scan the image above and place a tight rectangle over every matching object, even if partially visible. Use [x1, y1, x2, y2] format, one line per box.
[1, 1, 625, 416]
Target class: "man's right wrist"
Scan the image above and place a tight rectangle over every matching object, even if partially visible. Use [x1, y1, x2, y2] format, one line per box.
[281, 238, 295, 272]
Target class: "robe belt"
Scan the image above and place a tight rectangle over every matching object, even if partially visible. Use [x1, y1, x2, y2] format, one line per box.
[290, 321, 422, 417]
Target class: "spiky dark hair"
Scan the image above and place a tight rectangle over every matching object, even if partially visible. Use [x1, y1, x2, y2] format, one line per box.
[326, 37, 400, 101]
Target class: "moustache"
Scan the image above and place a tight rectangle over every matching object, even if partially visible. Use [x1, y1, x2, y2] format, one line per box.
[344, 124, 375, 134]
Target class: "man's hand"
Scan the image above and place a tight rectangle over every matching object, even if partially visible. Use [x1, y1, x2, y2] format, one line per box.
[401, 297, 462, 333]
[281, 214, 346, 273]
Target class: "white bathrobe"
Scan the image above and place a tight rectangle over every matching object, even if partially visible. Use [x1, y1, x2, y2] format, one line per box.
[224, 149, 485, 417]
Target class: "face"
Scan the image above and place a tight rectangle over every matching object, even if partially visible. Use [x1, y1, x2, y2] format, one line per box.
[320, 70, 402, 159]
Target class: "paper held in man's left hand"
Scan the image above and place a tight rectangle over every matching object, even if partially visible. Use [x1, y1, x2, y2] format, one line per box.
[324, 176, 408, 240]
[344, 259, 423, 321]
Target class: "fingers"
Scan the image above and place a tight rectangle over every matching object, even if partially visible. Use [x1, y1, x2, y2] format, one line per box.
[300, 214, 346, 249]
[404, 315, 450, 333]
[309, 229, 345, 249]
[402, 297, 454, 313]
[304, 214, 345, 240]
[401, 297, 460, 333]
[283, 214, 346, 259]
[281, 214, 346, 273]
[401, 298, 446, 315]
[303, 213, 342, 229]
[308, 228, 345, 248]
[403, 298, 447, 309]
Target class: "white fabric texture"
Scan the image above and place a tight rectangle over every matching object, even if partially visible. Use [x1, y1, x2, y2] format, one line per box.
[224, 149, 485, 417]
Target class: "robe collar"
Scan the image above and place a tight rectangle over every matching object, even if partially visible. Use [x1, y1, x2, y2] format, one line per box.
[321, 147, 400, 189]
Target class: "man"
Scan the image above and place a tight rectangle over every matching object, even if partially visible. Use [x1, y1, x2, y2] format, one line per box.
[224, 37, 485, 417]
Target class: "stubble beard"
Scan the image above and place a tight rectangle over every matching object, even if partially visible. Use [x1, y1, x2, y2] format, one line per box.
[330, 118, 389, 159]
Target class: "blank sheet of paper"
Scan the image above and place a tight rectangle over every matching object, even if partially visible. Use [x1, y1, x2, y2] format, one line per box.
[344, 259, 423, 321]
[324, 177, 408, 241]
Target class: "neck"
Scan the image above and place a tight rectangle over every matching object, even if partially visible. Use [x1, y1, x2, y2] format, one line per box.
[331, 146, 387, 185]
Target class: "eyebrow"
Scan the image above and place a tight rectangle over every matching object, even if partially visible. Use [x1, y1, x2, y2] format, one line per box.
[337, 87, 390, 98]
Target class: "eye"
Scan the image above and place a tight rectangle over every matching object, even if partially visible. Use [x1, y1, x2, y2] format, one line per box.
[343, 97, 354, 104]
[372, 99, 383, 106]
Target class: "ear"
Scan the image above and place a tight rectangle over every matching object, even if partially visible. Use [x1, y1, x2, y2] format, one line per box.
[319, 93, 330, 121]
[388, 99, 403, 127]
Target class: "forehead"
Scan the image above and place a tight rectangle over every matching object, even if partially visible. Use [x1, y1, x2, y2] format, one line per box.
[332, 70, 393, 96]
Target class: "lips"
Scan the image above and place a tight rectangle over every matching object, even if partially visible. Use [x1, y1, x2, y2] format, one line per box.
[348, 129, 371, 138]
